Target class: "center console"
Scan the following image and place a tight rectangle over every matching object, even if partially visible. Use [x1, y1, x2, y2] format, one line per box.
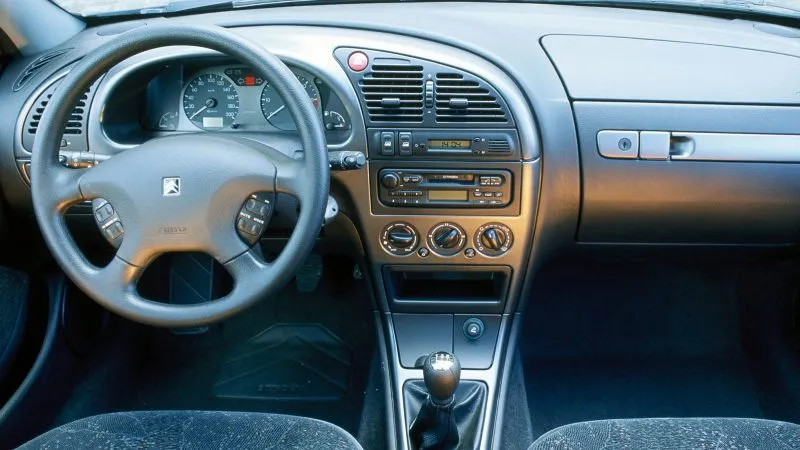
[334, 46, 540, 449]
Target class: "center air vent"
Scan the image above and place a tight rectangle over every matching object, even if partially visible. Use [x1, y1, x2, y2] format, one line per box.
[12, 48, 72, 92]
[359, 64, 424, 123]
[435, 73, 508, 124]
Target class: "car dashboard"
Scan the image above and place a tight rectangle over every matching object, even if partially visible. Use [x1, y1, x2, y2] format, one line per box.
[2, 3, 800, 449]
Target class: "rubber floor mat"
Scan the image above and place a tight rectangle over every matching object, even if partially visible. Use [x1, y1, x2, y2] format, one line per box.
[214, 323, 352, 401]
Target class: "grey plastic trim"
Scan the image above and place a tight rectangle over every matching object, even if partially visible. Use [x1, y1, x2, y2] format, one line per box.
[384, 312, 509, 450]
[542, 34, 800, 105]
[669, 132, 800, 162]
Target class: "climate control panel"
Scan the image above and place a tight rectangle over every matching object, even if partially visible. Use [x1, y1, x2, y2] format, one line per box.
[381, 221, 513, 258]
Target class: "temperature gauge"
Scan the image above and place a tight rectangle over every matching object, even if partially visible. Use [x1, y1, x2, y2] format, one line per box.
[158, 111, 179, 131]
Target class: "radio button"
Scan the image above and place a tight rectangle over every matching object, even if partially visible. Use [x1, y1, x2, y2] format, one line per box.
[479, 176, 492, 186]
[474, 191, 483, 198]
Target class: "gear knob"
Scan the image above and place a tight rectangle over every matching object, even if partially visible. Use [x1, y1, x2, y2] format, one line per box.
[422, 351, 461, 404]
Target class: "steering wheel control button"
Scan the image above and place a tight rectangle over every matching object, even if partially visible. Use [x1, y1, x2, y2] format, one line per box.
[463, 318, 485, 341]
[245, 198, 270, 216]
[381, 222, 419, 256]
[103, 221, 125, 241]
[427, 222, 467, 257]
[474, 223, 514, 257]
[597, 130, 640, 159]
[236, 192, 275, 246]
[348, 51, 369, 72]
[94, 202, 115, 223]
[91, 199, 124, 248]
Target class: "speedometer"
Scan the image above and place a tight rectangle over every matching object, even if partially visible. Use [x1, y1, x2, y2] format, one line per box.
[260, 75, 319, 131]
[183, 74, 239, 130]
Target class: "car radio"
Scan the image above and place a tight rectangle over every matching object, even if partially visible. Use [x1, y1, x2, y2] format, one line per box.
[368, 129, 519, 159]
[377, 168, 512, 208]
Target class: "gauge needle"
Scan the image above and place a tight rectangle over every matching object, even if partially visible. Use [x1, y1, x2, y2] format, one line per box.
[189, 99, 217, 120]
[267, 105, 286, 120]
[189, 105, 208, 120]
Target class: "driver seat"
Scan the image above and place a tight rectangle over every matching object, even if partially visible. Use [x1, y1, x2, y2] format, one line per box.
[17, 410, 363, 449]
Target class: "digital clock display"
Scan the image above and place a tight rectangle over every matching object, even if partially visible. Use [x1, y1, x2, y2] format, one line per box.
[428, 190, 468, 201]
[427, 139, 472, 150]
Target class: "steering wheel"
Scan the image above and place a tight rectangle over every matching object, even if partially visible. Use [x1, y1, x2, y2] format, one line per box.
[30, 24, 329, 328]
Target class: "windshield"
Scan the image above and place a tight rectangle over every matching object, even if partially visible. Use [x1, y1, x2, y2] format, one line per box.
[50, 0, 800, 20]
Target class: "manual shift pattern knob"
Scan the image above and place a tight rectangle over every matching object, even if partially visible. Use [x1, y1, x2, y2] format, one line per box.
[422, 351, 462, 404]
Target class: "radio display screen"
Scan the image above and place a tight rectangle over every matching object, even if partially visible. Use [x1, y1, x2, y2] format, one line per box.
[428, 190, 468, 201]
[427, 139, 472, 150]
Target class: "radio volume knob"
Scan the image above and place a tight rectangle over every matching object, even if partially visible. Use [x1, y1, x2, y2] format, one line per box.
[381, 172, 400, 189]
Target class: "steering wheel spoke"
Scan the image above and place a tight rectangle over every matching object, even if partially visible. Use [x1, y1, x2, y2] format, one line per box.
[223, 248, 275, 286]
[92, 255, 145, 297]
[275, 157, 311, 198]
[46, 166, 86, 214]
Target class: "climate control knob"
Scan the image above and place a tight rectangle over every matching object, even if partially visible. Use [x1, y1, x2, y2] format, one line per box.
[381, 172, 401, 189]
[475, 223, 513, 257]
[381, 222, 419, 256]
[427, 223, 466, 256]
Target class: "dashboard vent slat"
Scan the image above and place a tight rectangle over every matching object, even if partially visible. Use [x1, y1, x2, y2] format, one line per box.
[435, 73, 509, 124]
[12, 48, 72, 92]
[359, 64, 424, 123]
[25, 85, 93, 147]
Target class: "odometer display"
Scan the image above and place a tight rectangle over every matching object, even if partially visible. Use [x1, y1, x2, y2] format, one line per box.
[183, 74, 239, 130]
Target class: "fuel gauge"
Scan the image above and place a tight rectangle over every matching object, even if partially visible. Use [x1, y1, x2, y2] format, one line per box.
[324, 110, 349, 131]
[158, 111, 179, 131]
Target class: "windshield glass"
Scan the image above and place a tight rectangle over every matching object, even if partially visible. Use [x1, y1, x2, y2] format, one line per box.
[50, 0, 800, 19]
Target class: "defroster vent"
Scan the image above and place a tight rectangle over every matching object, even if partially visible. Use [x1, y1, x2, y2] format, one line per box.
[359, 64, 424, 122]
[12, 49, 72, 92]
[435, 73, 508, 124]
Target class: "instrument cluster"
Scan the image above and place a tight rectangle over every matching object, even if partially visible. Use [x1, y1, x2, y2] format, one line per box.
[143, 63, 351, 135]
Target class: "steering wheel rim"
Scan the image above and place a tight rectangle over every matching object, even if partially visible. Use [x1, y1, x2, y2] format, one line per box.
[31, 24, 329, 328]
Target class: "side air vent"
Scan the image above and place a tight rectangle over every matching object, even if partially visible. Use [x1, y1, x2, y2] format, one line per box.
[435, 73, 508, 124]
[359, 64, 424, 122]
[27, 90, 89, 137]
[12, 48, 72, 92]
[21, 79, 97, 153]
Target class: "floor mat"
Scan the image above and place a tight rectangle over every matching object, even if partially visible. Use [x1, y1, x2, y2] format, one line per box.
[213, 323, 352, 401]
[521, 259, 765, 439]
[52, 264, 376, 437]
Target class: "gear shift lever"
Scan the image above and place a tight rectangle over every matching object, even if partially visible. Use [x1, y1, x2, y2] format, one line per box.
[423, 351, 462, 405]
[410, 351, 462, 449]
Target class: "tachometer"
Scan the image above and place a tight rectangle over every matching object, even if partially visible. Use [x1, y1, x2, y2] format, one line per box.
[260, 75, 319, 131]
[183, 74, 239, 130]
